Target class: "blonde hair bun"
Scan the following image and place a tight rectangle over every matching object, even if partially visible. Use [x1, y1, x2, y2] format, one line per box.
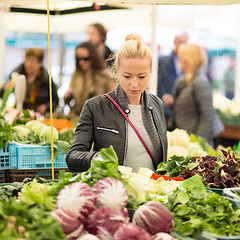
[125, 34, 142, 42]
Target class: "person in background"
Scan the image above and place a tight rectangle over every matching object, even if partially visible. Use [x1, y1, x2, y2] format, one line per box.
[63, 41, 116, 117]
[87, 22, 114, 67]
[222, 57, 235, 100]
[157, 32, 188, 129]
[0, 47, 59, 114]
[162, 43, 224, 144]
[66, 34, 168, 173]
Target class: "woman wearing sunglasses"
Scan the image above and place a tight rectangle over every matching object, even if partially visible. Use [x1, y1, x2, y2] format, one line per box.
[64, 41, 116, 116]
[66, 34, 167, 173]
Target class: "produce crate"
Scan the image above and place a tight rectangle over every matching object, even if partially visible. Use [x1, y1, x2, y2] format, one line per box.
[197, 231, 240, 240]
[217, 110, 240, 127]
[205, 187, 223, 196]
[223, 187, 240, 209]
[16, 144, 67, 169]
[5, 168, 70, 183]
[0, 143, 17, 169]
[0, 170, 5, 183]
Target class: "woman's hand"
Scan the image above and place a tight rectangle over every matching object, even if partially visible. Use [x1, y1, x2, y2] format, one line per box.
[3, 80, 13, 90]
[64, 88, 73, 101]
[162, 94, 174, 107]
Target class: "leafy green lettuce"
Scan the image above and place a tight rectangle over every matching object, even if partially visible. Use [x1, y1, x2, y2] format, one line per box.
[82, 145, 124, 186]
[18, 179, 55, 211]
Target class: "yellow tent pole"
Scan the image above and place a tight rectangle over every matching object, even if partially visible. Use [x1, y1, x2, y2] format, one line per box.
[47, 0, 54, 180]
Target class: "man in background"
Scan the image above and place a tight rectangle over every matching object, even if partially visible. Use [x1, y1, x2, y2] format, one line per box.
[0, 48, 59, 114]
[87, 23, 114, 67]
[157, 31, 188, 130]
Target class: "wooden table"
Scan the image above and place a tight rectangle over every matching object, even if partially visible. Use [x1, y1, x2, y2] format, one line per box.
[219, 124, 240, 140]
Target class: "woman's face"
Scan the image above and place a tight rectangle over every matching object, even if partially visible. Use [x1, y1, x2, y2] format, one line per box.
[87, 26, 102, 45]
[76, 48, 92, 72]
[118, 57, 151, 105]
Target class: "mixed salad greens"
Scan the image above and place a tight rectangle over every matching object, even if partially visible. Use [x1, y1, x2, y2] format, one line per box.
[167, 185, 240, 238]
[157, 149, 240, 189]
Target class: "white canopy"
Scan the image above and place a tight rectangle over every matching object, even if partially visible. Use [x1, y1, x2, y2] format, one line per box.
[1, 0, 240, 95]
[1, 0, 240, 5]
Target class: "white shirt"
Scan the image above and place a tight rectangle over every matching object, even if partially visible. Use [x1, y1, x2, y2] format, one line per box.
[123, 104, 155, 172]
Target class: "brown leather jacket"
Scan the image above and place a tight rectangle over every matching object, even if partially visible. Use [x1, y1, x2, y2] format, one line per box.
[64, 68, 115, 115]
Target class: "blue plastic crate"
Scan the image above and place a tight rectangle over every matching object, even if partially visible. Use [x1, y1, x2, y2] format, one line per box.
[0, 143, 17, 169]
[16, 144, 67, 169]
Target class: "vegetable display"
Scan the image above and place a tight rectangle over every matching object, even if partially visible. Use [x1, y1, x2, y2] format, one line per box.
[167, 185, 240, 238]
[167, 129, 218, 160]
[92, 177, 128, 211]
[157, 149, 240, 189]
[152, 232, 176, 240]
[12, 119, 70, 158]
[86, 207, 126, 238]
[51, 208, 85, 238]
[56, 182, 96, 217]
[1, 145, 240, 239]
[180, 150, 240, 188]
[0, 114, 14, 148]
[77, 234, 100, 240]
[81, 146, 124, 187]
[132, 201, 174, 235]
[113, 222, 152, 240]
[0, 198, 64, 239]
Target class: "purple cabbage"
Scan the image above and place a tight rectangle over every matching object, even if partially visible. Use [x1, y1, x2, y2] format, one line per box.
[113, 222, 152, 240]
[77, 234, 100, 240]
[152, 232, 176, 240]
[132, 201, 174, 235]
[92, 177, 128, 211]
[56, 182, 96, 217]
[51, 208, 85, 238]
[86, 206, 126, 239]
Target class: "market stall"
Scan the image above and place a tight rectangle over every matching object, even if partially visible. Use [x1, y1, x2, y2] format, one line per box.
[1, 1, 240, 239]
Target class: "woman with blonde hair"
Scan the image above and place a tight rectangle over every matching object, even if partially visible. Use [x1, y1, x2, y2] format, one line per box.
[162, 43, 223, 143]
[66, 34, 167, 173]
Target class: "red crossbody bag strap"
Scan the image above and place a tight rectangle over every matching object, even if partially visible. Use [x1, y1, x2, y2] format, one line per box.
[105, 94, 156, 169]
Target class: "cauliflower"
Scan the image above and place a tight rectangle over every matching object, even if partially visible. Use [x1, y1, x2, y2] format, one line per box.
[32, 122, 47, 137]
[39, 125, 59, 142]
[167, 131, 172, 146]
[25, 120, 39, 130]
[13, 126, 31, 140]
[212, 91, 231, 114]
[187, 142, 208, 157]
[118, 166, 133, 176]
[137, 167, 154, 178]
[169, 128, 190, 148]
[167, 145, 189, 160]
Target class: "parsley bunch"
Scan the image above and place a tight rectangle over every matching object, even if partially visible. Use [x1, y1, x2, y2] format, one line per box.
[0, 114, 14, 149]
[167, 186, 240, 238]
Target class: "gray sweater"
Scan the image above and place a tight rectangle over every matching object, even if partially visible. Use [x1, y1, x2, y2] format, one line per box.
[172, 70, 224, 141]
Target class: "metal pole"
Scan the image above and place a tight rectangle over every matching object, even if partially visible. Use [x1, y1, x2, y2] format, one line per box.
[234, 23, 240, 98]
[0, 5, 7, 88]
[149, 4, 158, 95]
[59, 33, 64, 88]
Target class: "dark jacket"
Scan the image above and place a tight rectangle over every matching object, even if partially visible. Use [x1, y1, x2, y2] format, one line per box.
[104, 45, 114, 67]
[157, 52, 179, 119]
[66, 89, 168, 172]
[1, 63, 59, 112]
[172, 70, 224, 142]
